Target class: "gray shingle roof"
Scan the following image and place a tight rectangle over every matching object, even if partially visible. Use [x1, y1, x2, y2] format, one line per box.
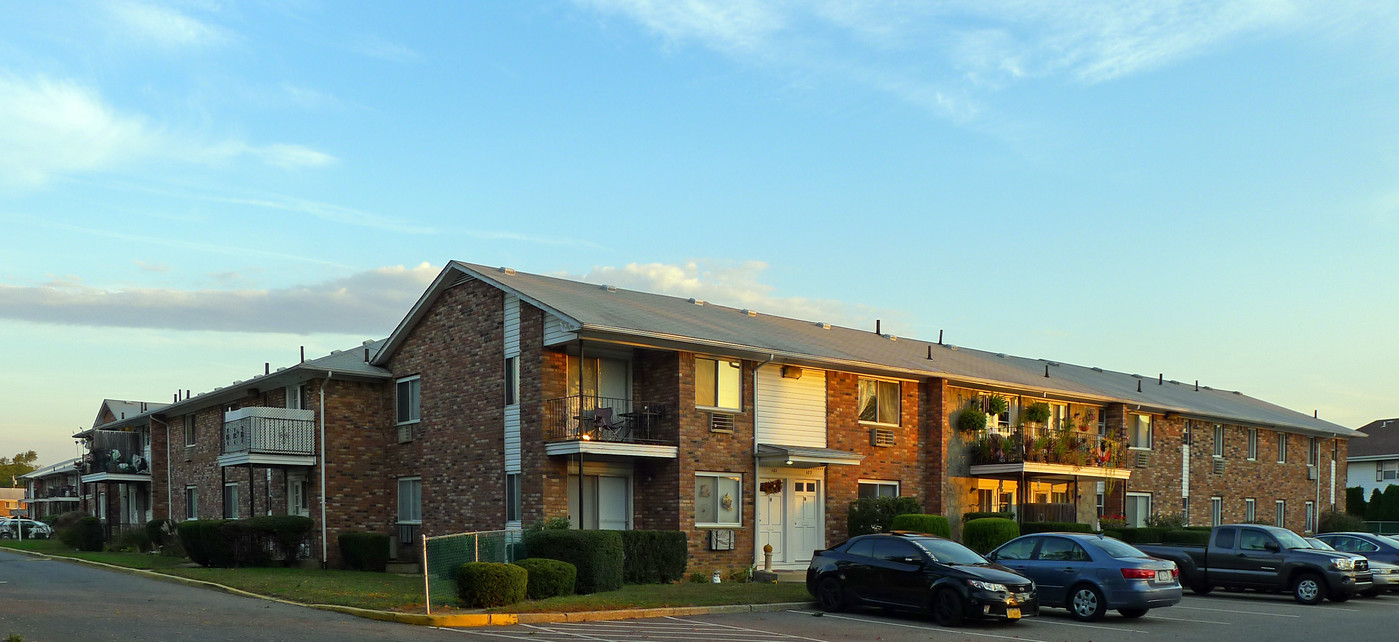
[1350, 419, 1399, 458]
[447, 261, 1355, 439]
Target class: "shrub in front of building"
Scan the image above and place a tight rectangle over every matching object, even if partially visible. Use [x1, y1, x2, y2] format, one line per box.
[962, 518, 1020, 554]
[522, 529, 623, 593]
[178, 516, 313, 567]
[889, 514, 951, 538]
[513, 557, 577, 599]
[1318, 510, 1366, 534]
[961, 511, 1013, 522]
[338, 531, 390, 572]
[848, 496, 922, 536]
[454, 562, 528, 607]
[619, 530, 687, 584]
[1019, 521, 1093, 535]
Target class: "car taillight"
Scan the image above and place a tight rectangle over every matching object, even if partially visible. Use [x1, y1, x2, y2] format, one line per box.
[1171, 567, 1180, 579]
[1121, 568, 1156, 580]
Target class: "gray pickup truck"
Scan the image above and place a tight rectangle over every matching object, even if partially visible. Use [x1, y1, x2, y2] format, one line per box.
[1136, 524, 1371, 604]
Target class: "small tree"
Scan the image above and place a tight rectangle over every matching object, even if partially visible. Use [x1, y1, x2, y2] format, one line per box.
[1346, 487, 1366, 517]
[1384, 485, 1399, 522]
[1368, 489, 1385, 521]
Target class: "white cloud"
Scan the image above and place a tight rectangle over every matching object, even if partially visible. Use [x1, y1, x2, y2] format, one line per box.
[104, 0, 230, 48]
[574, 1, 1377, 118]
[0, 73, 337, 186]
[560, 259, 900, 330]
[0, 264, 440, 335]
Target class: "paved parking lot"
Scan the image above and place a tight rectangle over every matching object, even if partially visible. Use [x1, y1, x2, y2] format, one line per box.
[442, 592, 1399, 642]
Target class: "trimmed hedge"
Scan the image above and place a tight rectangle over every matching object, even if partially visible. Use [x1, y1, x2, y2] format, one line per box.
[1103, 529, 1124, 540]
[61, 516, 105, 552]
[514, 558, 577, 599]
[962, 511, 1013, 522]
[848, 496, 922, 536]
[1020, 521, 1093, 535]
[962, 518, 1020, 554]
[619, 530, 687, 584]
[178, 516, 314, 567]
[1114, 527, 1170, 545]
[523, 529, 624, 594]
[146, 519, 177, 549]
[455, 562, 528, 607]
[339, 531, 390, 572]
[1162, 529, 1210, 546]
[1319, 510, 1367, 534]
[890, 514, 952, 538]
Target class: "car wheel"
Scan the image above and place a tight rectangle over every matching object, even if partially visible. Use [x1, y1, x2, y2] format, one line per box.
[1190, 582, 1213, 595]
[1328, 590, 1351, 603]
[816, 577, 846, 612]
[929, 588, 966, 627]
[1118, 608, 1148, 619]
[1068, 584, 1108, 622]
[1292, 573, 1325, 605]
[1360, 588, 1380, 598]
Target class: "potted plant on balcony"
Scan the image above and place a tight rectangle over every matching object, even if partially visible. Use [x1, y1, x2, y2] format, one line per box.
[1024, 402, 1051, 426]
[955, 403, 988, 433]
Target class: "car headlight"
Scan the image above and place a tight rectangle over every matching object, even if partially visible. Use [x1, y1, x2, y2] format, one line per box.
[1332, 558, 1355, 571]
[967, 580, 1008, 593]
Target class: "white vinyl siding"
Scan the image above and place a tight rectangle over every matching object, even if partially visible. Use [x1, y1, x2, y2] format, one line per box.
[755, 366, 826, 448]
[543, 313, 575, 346]
[503, 294, 520, 356]
[504, 295, 522, 474]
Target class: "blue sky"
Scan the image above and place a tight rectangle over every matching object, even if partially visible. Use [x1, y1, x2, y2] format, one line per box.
[3, 1, 1396, 465]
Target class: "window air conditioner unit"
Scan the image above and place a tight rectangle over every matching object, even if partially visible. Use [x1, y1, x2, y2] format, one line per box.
[870, 428, 895, 447]
[1213, 459, 1225, 475]
[709, 529, 735, 551]
[1307, 466, 1318, 480]
[709, 412, 735, 433]
[1135, 451, 1151, 468]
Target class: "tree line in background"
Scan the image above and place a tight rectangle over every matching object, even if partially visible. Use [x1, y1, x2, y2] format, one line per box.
[0, 451, 39, 487]
[1347, 486, 1399, 521]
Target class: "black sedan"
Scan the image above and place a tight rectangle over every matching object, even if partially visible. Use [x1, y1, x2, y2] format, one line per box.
[806, 532, 1038, 626]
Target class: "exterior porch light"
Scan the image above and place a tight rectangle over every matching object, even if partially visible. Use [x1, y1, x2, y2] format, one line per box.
[784, 458, 793, 466]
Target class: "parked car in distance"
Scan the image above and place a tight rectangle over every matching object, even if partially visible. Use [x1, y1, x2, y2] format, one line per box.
[1136, 524, 1372, 604]
[1310, 534, 1399, 596]
[807, 532, 1038, 627]
[986, 533, 1181, 621]
[0, 518, 53, 539]
[1313, 532, 1399, 566]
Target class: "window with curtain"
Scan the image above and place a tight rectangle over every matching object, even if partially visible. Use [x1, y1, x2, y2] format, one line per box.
[1129, 415, 1152, 449]
[858, 378, 900, 425]
[695, 357, 741, 410]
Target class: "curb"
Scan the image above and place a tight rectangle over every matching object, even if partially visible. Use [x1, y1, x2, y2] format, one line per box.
[1, 547, 813, 629]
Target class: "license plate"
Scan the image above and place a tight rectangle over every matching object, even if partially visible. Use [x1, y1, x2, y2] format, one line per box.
[1006, 608, 1021, 619]
[1156, 570, 1172, 583]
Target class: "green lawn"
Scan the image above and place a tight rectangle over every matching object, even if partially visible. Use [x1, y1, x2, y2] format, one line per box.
[3, 539, 811, 613]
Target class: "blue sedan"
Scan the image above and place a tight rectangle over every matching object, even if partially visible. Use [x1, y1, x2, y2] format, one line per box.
[987, 533, 1181, 621]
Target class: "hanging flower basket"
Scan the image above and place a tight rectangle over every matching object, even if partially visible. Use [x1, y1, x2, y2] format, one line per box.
[760, 479, 784, 495]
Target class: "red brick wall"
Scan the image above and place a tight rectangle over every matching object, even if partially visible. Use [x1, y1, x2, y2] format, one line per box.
[676, 352, 754, 574]
[825, 373, 923, 543]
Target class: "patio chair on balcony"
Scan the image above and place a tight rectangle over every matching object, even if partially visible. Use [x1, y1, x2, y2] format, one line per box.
[592, 407, 630, 442]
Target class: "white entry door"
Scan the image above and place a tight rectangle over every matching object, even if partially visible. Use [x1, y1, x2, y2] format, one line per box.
[757, 480, 786, 563]
[597, 476, 629, 530]
[288, 473, 309, 517]
[789, 480, 821, 563]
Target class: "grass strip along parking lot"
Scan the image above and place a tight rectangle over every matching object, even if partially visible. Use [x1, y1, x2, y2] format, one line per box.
[0, 539, 810, 613]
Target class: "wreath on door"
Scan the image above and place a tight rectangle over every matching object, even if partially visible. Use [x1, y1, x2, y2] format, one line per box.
[760, 479, 783, 495]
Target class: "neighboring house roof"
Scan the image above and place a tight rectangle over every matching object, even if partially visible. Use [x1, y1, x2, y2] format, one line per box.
[93, 399, 168, 428]
[19, 458, 79, 480]
[1349, 419, 1399, 459]
[376, 261, 1355, 439]
[0, 488, 24, 501]
[74, 339, 392, 438]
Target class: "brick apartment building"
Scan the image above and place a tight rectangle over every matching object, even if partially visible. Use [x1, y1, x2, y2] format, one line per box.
[70, 261, 1356, 571]
[19, 457, 81, 520]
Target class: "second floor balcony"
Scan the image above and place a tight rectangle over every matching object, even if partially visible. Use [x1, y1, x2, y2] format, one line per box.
[968, 426, 1131, 480]
[219, 407, 317, 467]
[542, 395, 678, 459]
[81, 430, 150, 482]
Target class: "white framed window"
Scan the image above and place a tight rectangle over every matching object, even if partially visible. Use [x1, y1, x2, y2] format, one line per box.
[98, 491, 107, 520]
[976, 488, 994, 512]
[184, 486, 197, 520]
[695, 357, 742, 411]
[398, 477, 423, 524]
[223, 483, 239, 519]
[504, 357, 519, 406]
[1125, 492, 1152, 528]
[1129, 415, 1152, 449]
[1276, 500, 1286, 527]
[858, 378, 901, 425]
[1277, 433, 1287, 463]
[1245, 498, 1256, 523]
[1213, 424, 1225, 459]
[1210, 496, 1223, 527]
[1378, 461, 1399, 482]
[183, 415, 196, 447]
[1308, 438, 1320, 467]
[1305, 501, 1316, 533]
[505, 473, 521, 523]
[286, 384, 307, 410]
[858, 480, 900, 499]
[695, 472, 742, 527]
[1247, 428, 1257, 461]
[396, 376, 421, 424]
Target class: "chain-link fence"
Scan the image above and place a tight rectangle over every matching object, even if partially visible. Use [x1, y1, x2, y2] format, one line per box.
[422, 529, 525, 613]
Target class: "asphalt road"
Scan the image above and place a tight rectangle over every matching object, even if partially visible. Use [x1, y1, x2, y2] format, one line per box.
[447, 591, 1399, 642]
[0, 549, 459, 641]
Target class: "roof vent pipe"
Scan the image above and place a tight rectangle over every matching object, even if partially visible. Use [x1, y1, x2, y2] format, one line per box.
[265, 363, 270, 375]
[927, 346, 933, 360]
[1314, 410, 1318, 418]
[1044, 364, 1050, 378]
[1137, 380, 1142, 392]
[1159, 373, 1163, 385]
[185, 389, 190, 399]
[938, 330, 943, 345]
[1195, 380, 1199, 391]
[300, 346, 305, 363]
[364, 347, 369, 362]
[876, 319, 881, 335]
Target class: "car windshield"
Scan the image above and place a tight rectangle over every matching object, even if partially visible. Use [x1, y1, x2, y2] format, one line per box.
[1306, 538, 1335, 550]
[909, 537, 988, 565]
[1091, 537, 1151, 559]
[1380, 535, 1399, 548]
[1274, 530, 1311, 549]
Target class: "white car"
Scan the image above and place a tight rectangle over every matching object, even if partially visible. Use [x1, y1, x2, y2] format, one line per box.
[0, 518, 54, 539]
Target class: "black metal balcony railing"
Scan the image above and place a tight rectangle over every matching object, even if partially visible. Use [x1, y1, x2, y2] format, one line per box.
[543, 395, 674, 444]
[968, 426, 1126, 468]
[223, 408, 316, 455]
[45, 486, 77, 499]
